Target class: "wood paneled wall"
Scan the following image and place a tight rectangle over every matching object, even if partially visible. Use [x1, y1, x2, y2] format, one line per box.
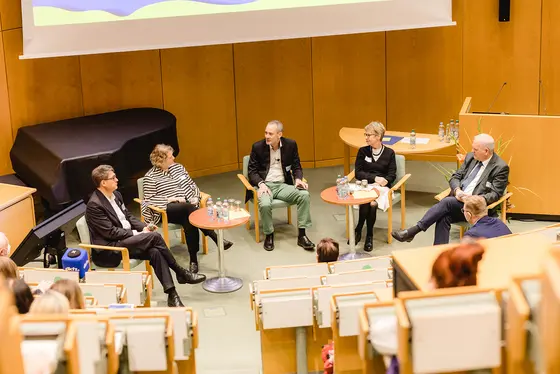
[0, 0, 558, 177]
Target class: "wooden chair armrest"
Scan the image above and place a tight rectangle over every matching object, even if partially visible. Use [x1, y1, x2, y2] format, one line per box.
[435, 188, 451, 201]
[488, 192, 513, 210]
[79, 244, 131, 271]
[133, 198, 167, 215]
[346, 170, 355, 182]
[200, 192, 211, 207]
[237, 174, 256, 192]
[390, 174, 411, 192]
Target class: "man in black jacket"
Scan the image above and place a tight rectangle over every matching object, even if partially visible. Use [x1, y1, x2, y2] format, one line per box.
[248, 120, 314, 251]
[392, 133, 509, 245]
[85, 165, 205, 307]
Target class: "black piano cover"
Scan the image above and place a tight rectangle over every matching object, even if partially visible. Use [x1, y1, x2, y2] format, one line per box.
[10, 108, 179, 208]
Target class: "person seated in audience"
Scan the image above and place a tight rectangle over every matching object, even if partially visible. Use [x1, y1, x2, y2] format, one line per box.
[353, 121, 397, 251]
[29, 290, 70, 314]
[248, 120, 315, 251]
[0, 256, 18, 279]
[86, 165, 206, 308]
[8, 279, 33, 314]
[142, 144, 233, 274]
[370, 242, 486, 372]
[461, 195, 512, 240]
[316, 238, 339, 263]
[50, 279, 85, 309]
[392, 134, 509, 245]
[0, 232, 10, 256]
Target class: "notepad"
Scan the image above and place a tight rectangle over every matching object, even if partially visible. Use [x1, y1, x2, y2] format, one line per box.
[382, 136, 404, 145]
[229, 209, 251, 220]
[352, 190, 379, 199]
[400, 137, 430, 145]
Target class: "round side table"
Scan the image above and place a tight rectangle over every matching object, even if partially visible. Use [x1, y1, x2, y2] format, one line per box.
[189, 208, 250, 293]
[320, 186, 378, 260]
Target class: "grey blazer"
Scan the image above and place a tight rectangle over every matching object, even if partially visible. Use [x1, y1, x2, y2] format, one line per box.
[449, 152, 509, 205]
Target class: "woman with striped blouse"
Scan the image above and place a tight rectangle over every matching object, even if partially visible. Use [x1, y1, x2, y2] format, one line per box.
[142, 144, 233, 273]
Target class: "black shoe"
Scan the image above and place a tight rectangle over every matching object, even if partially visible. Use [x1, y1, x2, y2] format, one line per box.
[167, 289, 185, 307]
[223, 239, 233, 251]
[364, 235, 373, 252]
[391, 229, 415, 243]
[190, 262, 199, 274]
[347, 229, 362, 245]
[297, 235, 315, 251]
[264, 234, 274, 251]
[176, 267, 206, 284]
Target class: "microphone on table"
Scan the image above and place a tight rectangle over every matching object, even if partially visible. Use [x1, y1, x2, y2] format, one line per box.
[486, 82, 507, 113]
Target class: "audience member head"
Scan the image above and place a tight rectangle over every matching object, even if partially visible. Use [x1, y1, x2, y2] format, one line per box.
[472, 133, 495, 162]
[50, 279, 85, 309]
[8, 278, 33, 314]
[265, 120, 283, 149]
[364, 121, 386, 149]
[316, 238, 340, 263]
[463, 195, 488, 224]
[0, 232, 10, 256]
[29, 290, 70, 315]
[0, 256, 18, 280]
[150, 144, 175, 170]
[430, 242, 485, 289]
[91, 165, 118, 194]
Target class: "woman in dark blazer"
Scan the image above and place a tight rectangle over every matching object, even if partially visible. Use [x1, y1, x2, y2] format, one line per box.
[354, 121, 397, 251]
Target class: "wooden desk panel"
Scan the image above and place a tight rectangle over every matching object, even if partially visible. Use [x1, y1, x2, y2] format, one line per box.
[0, 183, 36, 249]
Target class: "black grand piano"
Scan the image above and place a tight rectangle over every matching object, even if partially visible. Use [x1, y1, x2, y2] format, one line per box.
[10, 108, 180, 212]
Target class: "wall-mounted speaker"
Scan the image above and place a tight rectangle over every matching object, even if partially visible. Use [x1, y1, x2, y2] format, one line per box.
[499, 0, 510, 22]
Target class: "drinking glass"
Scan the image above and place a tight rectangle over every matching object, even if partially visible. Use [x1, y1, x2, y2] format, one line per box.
[234, 200, 241, 212]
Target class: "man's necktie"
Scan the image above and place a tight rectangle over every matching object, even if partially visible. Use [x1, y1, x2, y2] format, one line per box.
[461, 161, 482, 190]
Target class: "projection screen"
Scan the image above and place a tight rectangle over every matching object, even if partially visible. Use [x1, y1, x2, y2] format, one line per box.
[20, 0, 454, 59]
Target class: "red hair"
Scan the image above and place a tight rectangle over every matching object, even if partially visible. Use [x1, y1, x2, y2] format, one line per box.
[431, 242, 485, 289]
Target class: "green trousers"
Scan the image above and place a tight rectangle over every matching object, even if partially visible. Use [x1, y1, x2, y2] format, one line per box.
[258, 182, 312, 235]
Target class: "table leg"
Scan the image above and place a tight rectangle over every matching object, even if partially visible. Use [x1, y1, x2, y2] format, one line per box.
[344, 144, 350, 175]
[339, 206, 372, 260]
[202, 229, 243, 293]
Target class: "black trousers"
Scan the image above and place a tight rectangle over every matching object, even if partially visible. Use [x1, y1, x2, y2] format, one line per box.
[116, 232, 177, 293]
[417, 196, 466, 245]
[356, 202, 378, 236]
[166, 202, 213, 262]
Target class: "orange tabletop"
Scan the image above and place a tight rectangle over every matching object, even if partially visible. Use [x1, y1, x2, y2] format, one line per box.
[320, 186, 377, 206]
[189, 207, 250, 230]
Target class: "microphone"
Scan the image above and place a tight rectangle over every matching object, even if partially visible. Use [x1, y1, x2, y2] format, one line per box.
[486, 82, 507, 113]
[540, 80, 547, 115]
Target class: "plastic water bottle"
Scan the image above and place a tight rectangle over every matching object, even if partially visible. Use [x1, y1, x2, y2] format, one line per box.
[454, 120, 460, 140]
[336, 175, 342, 198]
[445, 124, 451, 143]
[222, 200, 229, 221]
[341, 177, 349, 199]
[449, 119, 455, 139]
[207, 198, 214, 219]
[410, 129, 416, 149]
[438, 122, 445, 142]
[215, 198, 223, 220]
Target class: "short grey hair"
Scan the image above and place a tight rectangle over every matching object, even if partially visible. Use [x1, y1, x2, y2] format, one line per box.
[463, 195, 488, 217]
[365, 121, 386, 139]
[267, 120, 284, 133]
[0, 232, 9, 256]
[474, 133, 495, 152]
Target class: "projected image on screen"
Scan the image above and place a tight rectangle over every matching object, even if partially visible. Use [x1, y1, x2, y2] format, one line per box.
[32, 0, 379, 26]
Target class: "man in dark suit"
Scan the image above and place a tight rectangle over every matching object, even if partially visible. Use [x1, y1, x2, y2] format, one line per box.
[85, 165, 206, 307]
[462, 195, 512, 240]
[248, 120, 314, 251]
[392, 133, 510, 245]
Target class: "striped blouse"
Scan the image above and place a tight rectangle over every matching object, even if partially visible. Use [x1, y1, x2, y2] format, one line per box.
[141, 163, 200, 224]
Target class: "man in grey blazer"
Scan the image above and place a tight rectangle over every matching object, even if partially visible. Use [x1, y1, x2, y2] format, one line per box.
[392, 133, 509, 245]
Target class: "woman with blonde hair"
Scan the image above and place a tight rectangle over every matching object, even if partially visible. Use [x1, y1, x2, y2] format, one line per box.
[142, 144, 233, 273]
[29, 290, 70, 314]
[50, 279, 85, 309]
[0, 256, 19, 280]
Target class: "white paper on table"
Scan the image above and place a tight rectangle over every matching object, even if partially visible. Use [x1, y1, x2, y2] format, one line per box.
[399, 137, 430, 145]
[229, 209, 251, 220]
[352, 190, 379, 199]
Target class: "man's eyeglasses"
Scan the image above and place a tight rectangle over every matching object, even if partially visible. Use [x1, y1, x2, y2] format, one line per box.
[461, 208, 470, 214]
[105, 175, 118, 181]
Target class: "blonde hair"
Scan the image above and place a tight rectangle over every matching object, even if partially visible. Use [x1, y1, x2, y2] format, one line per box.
[29, 290, 70, 315]
[50, 279, 85, 309]
[463, 195, 488, 217]
[150, 144, 174, 168]
[0, 256, 18, 280]
[365, 121, 386, 139]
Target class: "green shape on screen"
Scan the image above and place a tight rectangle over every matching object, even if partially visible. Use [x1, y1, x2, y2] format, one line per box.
[84, 293, 92, 297]
[362, 265, 372, 270]
[54, 277, 62, 282]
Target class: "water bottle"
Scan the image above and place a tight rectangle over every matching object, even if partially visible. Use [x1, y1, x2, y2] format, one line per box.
[215, 198, 223, 220]
[222, 200, 229, 221]
[454, 120, 460, 140]
[438, 122, 445, 142]
[445, 124, 451, 143]
[410, 129, 416, 149]
[336, 175, 342, 198]
[207, 198, 214, 219]
[342, 177, 349, 199]
[449, 119, 455, 139]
